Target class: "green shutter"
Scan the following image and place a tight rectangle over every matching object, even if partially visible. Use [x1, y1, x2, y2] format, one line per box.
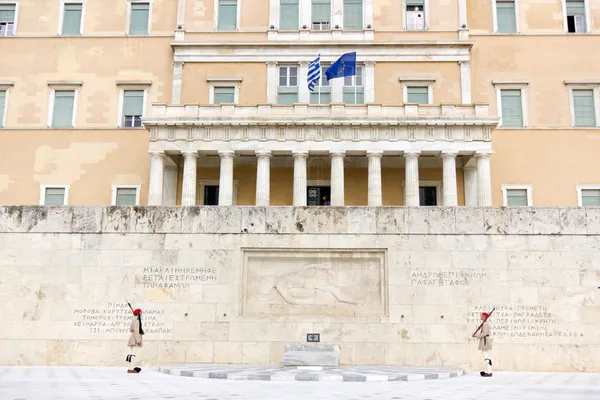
[214, 87, 235, 104]
[310, 87, 331, 104]
[573, 89, 596, 127]
[277, 87, 298, 104]
[406, 0, 424, 5]
[116, 188, 138, 205]
[500, 89, 523, 127]
[62, 3, 82, 35]
[129, 3, 150, 35]
[343, 87, 364, 104]
[406, 86, 429, 104]
[0, 4, 15, 22]
[52, 90, 75, 128]
[344, 0, 362, 29]
[566, 1, 585, 16]
[312, 0, 330, 23]
[218, 0, 237, 30]
[582, 189, 600, 206]
[123, 90, 144, 116]
[280, 0, 299, 30]
[496, 1, 516, 33]
[0, 91, 5, 127]
[506, 189, 528, 206]
[45, 188, 66, 205]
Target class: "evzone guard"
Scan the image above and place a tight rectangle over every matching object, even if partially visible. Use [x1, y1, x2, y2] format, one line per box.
[472, 308, 494, 377]
[126, 301, 144, 374]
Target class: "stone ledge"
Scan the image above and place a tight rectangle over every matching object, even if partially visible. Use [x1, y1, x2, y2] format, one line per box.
[0, 206, 598, 235]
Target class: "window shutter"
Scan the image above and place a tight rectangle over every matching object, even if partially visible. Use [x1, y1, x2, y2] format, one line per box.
[312, 0, 331, 23]
[343, 0, 362, 29]
[213, 87, 235, 104]
[280, 0, 299, 30]
[52, 90, 75, 128]
[582, 189, 600, 206]
[573, 89, 596, 127]
[343, 87, 364, 104]
[406, 86, 429, 104]
[123, 90, 144, 116]
[496, 1, 517, 33]
[218, 0, 237, 30]
[277, 87, 298, 104]
[406, 0, 424, 5]
[0, 91, 5, 127]
[62, 3, 83, 35]
[0, 4, 15, 22]
[116, 188, 138, 205]
[506, 189, 528, 206]
[45, 188, 66, 205]
[566, 1, 585, 16]
[129, 2, 150, 35]
[310, 87, 331, 104]
[500, 89, 523, 127]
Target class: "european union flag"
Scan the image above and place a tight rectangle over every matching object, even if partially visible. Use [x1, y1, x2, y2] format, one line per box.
[325, 52, 357, 81]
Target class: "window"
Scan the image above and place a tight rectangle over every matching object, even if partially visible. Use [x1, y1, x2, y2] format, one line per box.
[307, 186, 331, 206]
[565, 0, 587, 33]
[344, 0, 362, 30]
[121, 90, 144, 128]
[61, 2, 83, 35]
[498, 88, 524, 127]
[343, 65, 364, 104]
[406, 86, 429, 104]
[419, 186, 437, 206]
[204, 185, 219, 205]
[0, 3, 16, 36]
[40, 185, 69, 205]
[112, 185, 140, 205]
[50, 90, 76, 128]
[0, 90, 6, 127]
[199, 180, 238, 205]
[405, 0, 426, 30]
[312, 0, 330, 30]
[495, 0, 517, 33]
[217, 0, 237, 31]
[129, 2, 150, 35]
[278, 65, 298, 104]
[280, 0, 299, 30]
[213, 87, 235, 104]
[571, 88, 597, 127]
[310, 65, 331, 105]
[502, 185, 532, 206]
[577, 186, 600, 206]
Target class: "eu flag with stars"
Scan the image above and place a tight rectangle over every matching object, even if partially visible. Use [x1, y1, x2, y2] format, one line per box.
[325, 52, 357, 81]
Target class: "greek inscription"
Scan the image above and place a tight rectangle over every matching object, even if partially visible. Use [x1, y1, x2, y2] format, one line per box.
[411, 270, 487, 286]
[72, 303, 172, 335]
[138, 267, 218, 289]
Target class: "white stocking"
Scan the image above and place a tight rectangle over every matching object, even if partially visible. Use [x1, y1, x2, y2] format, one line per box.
[128, 347, 137, 369]
[482, 351, 492, 373]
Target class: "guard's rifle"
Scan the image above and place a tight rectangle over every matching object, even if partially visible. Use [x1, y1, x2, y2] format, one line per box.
[471, 307, 496, 338]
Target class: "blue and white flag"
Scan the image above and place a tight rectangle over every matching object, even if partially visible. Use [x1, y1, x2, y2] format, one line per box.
[307, 55, 321, 92]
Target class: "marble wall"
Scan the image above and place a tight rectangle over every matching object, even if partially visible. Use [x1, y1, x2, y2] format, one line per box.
[0, 206, 598, 371]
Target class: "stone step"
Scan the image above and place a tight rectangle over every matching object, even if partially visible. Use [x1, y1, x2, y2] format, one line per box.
[282, 344, 340, 367]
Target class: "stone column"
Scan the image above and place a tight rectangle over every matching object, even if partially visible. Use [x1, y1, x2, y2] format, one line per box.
[330, 151, 345, 206]
[218, 150, 235, 206]
[255, 150, 271, 206]
[163, 166, 178, 206]
[181, 151, 198, 206]
[293, 151, 308, 206]
[148, 151, 165, 206]
[475, 152, 493, 206]
[463, 167, 478, 206]
[442, 151, 458, 206]
[299, 61, 310, 103]
[460, 61, 472, 104]
[404, 150, 420, 207]
[172, 61, 184, 105]
[367, 151, 383, 206]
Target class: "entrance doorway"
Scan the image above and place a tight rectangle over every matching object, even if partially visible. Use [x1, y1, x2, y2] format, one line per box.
[307, 186, 331, 206]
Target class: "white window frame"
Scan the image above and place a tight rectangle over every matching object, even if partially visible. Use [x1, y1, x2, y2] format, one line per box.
[502, 184, 533, 206]
[310, 0, 332, 31]
[39, 184, 70, 205]
[111, 184, 141, 205]
[214, 0, 241, 31]
[491, 0, 520, 34]
[206, 78, 242, 105]
[562, 0, 591, 34]
[47, 83, 81, 128]
[116, 83, 150, 128]
[58, 0, 86, 36]
[126, 0, 153, 35]
[493, 82, 528, 128]
[401, 79, 435, 104]
[576, 185, 600, 207]
[0, 82, 12, 128]
[566, 83, 600, 128]
[402, 0, 429, 31]
[0, 0, 19, 36]
[197, 180, 239, 205]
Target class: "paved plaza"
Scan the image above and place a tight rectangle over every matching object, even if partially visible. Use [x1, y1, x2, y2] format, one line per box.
[1, 367, 599, 400]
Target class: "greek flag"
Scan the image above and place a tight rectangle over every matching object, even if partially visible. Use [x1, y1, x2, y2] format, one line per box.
[307, 55, 321, 92]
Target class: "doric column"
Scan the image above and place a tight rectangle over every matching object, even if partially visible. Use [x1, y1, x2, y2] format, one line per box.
[163, 166, 178, 206]
[463, 167, 478, 206]
[460, 61, 472, 104]
[299, 61, 310, 103]
[441, 151, 458, 206]
[255, 150, 272, 206]
[218, 150, 235, 206]
[404, 150, 420, 207]
[367, 151, 383, 206]
[475, 152, 493, 206]
[330, 151, 345, 206]
[172, 61, 184, 105]
[266, 61, 278, 103]
[148, 151, 166, 206]
[293, 151, 308, 206]
[364, 61, 376, 103]
[181, 151, 198, 206]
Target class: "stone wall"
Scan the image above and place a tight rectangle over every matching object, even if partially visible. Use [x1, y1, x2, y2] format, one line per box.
[0, 206, 598, 372]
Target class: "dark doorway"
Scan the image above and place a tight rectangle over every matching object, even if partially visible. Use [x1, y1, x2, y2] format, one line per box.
[419, 186, 437, 206]
[203, 185, 219, 205]
[307, 186, 331, 206]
